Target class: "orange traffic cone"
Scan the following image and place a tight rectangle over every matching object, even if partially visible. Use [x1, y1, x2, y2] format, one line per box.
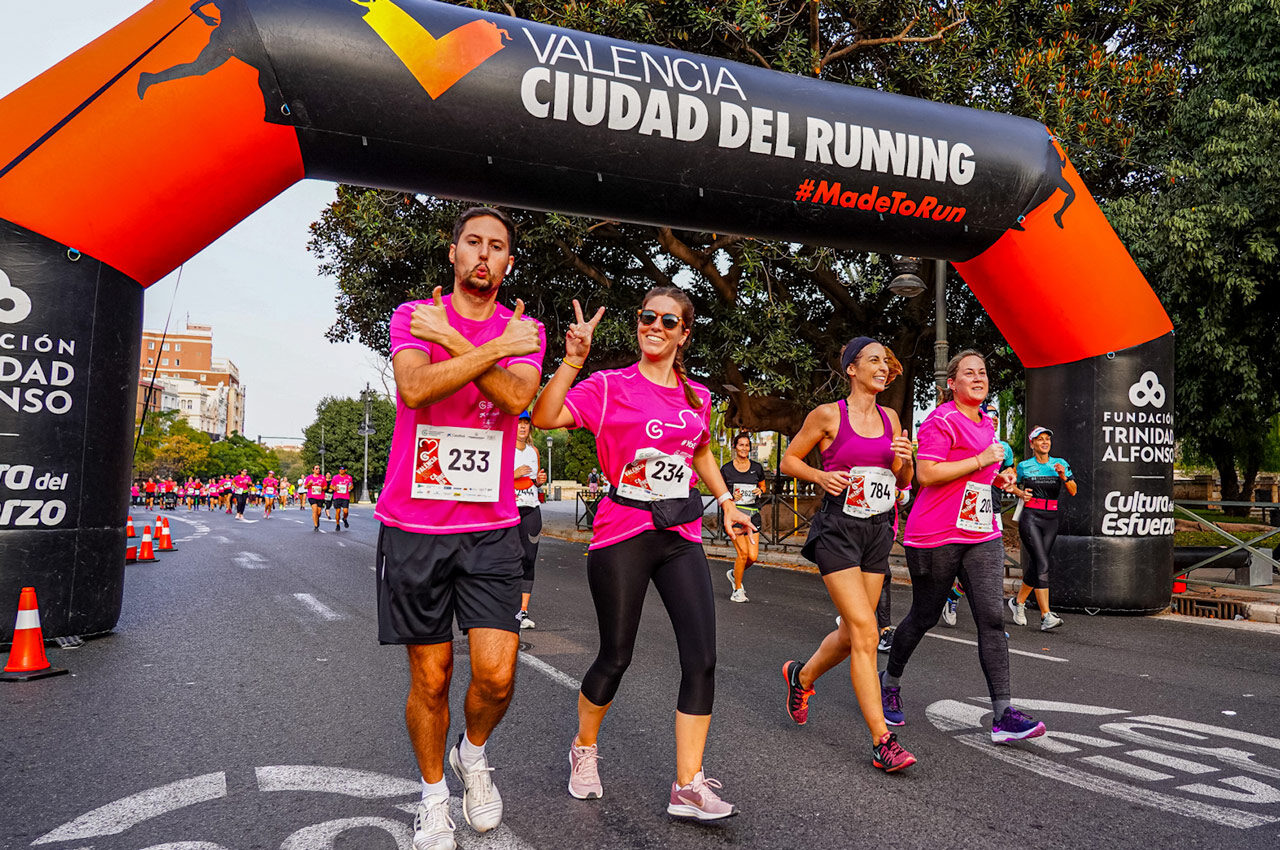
[126, 516, 136, 538]
[137, 526, 157, 562]
[156, 522, 176, 552]
[1172, 574, 1187, 594]
[1, 587, 68, 681]
[125, 545, 138, 563]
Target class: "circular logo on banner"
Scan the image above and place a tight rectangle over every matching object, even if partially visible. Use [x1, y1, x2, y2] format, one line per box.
[0, 268, 34, 324]
[1129, 371, 1167, 408]
[926, 698, 1280, 830]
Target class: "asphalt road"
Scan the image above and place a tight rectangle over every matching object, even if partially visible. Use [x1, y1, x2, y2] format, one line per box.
[3, 505, 1279, 849]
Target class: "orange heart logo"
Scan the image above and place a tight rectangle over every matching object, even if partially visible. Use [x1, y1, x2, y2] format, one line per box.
[353, 0, 509, 99]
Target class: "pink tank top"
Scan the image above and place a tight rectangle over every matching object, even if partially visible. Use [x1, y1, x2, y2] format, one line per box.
[820, 400, 895, 472]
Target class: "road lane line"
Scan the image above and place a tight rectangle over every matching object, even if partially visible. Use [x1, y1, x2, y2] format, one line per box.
[518, 651, 582, 691]
[1128, 749, 1220, 774]
[257, 765, 420, 797]
[1080, 755, 1174, 782]
[32, 772, 227, 843]
[293, 593, 343, 621]
[234, 552, 268, 569]
[925, 631, 1068, 662]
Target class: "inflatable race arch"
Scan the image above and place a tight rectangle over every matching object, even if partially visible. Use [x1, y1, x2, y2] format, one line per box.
[0, 0, 1175, 639]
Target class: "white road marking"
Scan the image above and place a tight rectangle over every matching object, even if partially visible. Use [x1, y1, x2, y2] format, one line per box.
[1025, 730, 1126, 755]
[1081, 755, 1174, 782]
[952, 732, 1279, 829]
[391, 799, 537, 849]
[1129, 749, 1220, 774]
[924, 631, 1069, 662]
[31, 772, 227, 843]
[233, 552, 268, 570]
[292, 594, 343, 621]
[1100, 719, 1280, 779]
[257, 765, 419, 797]
[518, 651, 582, 691]
[1178, 776, 1280, 804]
[1012, 699, 1130, 715]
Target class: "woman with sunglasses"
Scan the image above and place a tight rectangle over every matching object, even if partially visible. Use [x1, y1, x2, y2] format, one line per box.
[533, 287, 752, 821]
[778, 336, 917, 772]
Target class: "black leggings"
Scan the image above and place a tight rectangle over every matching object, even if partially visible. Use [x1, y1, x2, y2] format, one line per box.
[886, 539, 1010, 704]
[517, 506, 541, 592]
[1018, 509, 1059, 589]
[581, 530, 717, 715]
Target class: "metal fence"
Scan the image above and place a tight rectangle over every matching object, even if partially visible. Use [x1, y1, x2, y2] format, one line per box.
[1172, 499, 1280, 593]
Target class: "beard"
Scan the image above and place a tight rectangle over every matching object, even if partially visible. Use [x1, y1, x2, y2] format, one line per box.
[458, 264, 499, 295]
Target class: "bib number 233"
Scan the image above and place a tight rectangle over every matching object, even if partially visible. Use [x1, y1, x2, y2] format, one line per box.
[412, 425, 502, 502]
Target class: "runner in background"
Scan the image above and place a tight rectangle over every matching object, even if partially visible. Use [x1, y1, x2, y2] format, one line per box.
[719, 432, 766, 602]
[144, 477, 157, 510]
[533, 287, 751, 820]
[330, 465, 355, 531]
[262, 470, 279, 519]
[303, 465, 327, 531]
[513, 410, 544, 629]
[1008, 426, 1077, 631]
[297, 476, 307, 510]
[323, 472, 335, 520]
[232, 468, 252, 520]
[779, 336, 916, 772]
[882, 349, 1046, 745]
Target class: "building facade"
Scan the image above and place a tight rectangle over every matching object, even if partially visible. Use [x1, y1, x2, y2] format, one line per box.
[138, 322, 245, 438]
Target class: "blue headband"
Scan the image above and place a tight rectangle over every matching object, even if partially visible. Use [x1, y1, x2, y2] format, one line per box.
[840, 336, 877, 372]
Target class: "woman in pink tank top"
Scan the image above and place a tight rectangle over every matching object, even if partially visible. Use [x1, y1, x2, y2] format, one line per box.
[778, 336, 917, 772]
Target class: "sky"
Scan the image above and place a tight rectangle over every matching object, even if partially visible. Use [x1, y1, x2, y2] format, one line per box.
[0, 1, 388, 443]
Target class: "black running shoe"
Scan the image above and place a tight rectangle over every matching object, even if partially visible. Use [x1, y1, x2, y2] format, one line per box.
[782, 660, 815, 725]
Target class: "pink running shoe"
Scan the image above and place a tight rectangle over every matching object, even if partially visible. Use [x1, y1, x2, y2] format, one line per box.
[667, 771, 738, 820]
[783, 660, 815, 725]
[568, 741, 603, 800]
[872, 731, 917, 773]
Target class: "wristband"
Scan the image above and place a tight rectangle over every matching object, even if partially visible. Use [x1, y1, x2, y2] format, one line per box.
[716, 492, 733, 505]
[562, 358, 584, 370]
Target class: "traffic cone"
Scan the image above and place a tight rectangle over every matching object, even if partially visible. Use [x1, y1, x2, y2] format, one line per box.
[156, 522, 176, 552]
[137, 526, 157, 562]
[126, 516, 136, 538]
[125, 544, 138, 563]
[1, 587, 68, 681]
[1172, 574, 1187, 594]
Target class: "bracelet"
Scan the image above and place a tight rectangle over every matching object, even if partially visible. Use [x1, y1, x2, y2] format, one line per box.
[974, 456, 981, 473]
[716, 492, 733, 505]
[562, 358, 584, 370]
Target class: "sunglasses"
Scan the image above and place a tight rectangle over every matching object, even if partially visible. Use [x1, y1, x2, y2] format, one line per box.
[637, 309, 682, 330]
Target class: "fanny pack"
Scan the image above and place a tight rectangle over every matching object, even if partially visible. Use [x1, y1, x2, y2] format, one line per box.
[608, 487, 705, 530]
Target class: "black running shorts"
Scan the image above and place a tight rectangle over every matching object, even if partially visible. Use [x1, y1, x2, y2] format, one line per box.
[308, 497, 324, 507]
[801, 504, 894, 576]
[377, 524, 523, 644]
[333, 498, 350, 509]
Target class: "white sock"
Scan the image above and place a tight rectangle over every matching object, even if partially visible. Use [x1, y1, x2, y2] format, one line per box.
[459, 731, 487, 768]
[421, 776, 448, 802]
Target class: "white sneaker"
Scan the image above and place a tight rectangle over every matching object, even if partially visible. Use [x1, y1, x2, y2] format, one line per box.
[726, 569, 738, 592]
[519, 611, 536, 629]
[730, 587, 749, 603]
[941, 598, 958, 627]
[1007, 597, 1027, 626]
[413, 795, 456, 850]
[448, 738, 502, 833]
[568, 741, 603, 799]
[1041, 611, 1064, 631]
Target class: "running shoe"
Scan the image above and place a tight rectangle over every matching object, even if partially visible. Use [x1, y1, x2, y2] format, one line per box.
[730, 587, 749, 603]
[991, 707, 1046, 744]
[876, 626, 895, 653]
[872, 732, 917, 773]
[412, 795, 456, 850]
[880, 676, 905, 726]
[942, 598, 958, 627]
[448, 736, 503, 833]
[518, 611, 536, 630]
[1041, 611, 1064, 631]
[568, 741, 603, 799]
[782, 660, 815, 725]
[313, 525, 319, 532]
[335, 521, 341, 532]
[667, 771, 738, 820]
[344, 516, 350, 528]
[725, 568, 737, 592]
[1007, 597, 1027, 626]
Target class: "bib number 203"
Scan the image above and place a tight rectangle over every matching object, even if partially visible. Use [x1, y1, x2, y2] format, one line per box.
[447, 448, 490, 473]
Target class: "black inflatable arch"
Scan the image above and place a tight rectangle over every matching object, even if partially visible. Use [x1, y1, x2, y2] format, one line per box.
[0, 0, 1175, 639]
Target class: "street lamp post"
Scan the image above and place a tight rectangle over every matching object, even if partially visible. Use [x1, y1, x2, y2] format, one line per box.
[933, 259, 949, 404]
[546, 436, 553, 501]
[319, 424, 325, 476]
[358, 383, 375, 504]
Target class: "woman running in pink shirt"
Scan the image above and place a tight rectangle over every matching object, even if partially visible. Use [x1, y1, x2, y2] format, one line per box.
[533, 287, 753, 821]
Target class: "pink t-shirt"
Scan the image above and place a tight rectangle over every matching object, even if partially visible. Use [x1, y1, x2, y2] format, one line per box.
[563, 364, 711, 550]
[376, 295, 546, 534]
[330, 474, 354, 497]
[232, 474, 251, 493]
[304, 474, 327, 498]
[263, 476, 278, 494]
[903, 401, 1002, 548]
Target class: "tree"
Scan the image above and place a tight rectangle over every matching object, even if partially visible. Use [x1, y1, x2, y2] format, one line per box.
[302, 394, 396, 491]
[203, 433, 280, 479]
[308, 1, 1194, 434]
[134, 410, 212, 478]
[1107, 0, 1280, 513]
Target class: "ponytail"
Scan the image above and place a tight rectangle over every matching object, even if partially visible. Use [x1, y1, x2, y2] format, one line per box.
[673, 345, 702, 410]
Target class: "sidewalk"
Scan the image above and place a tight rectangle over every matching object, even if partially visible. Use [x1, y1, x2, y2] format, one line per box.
[536, 499, 1280, 625]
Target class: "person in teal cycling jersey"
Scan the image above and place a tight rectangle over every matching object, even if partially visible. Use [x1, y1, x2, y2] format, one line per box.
[1008, 426, 1078, 631]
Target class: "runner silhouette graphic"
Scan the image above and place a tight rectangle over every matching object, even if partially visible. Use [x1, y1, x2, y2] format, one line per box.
[137, 1, 271, 111]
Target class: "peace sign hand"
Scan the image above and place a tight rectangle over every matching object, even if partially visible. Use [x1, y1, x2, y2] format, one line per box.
[409, 286, 457, 347]
[566, 299, 605, 361]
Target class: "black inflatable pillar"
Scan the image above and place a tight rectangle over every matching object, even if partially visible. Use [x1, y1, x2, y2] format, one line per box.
[1025, 335, 1175, 614]
[0, 220, 142, 641]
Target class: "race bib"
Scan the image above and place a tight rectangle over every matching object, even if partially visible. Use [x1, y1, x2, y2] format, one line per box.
[732, 483, 757, 505]
[956, 480, 995, 532]
[412, 425, 502, 502]
[615, 448, 691, 502]
[843, 467, 897, 518]
[335, 483, 349, 495]
[265, 488, 275, 496]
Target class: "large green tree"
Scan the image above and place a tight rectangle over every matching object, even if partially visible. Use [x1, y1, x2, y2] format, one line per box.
[309, 1, 1193, 434]
[1108, 0, 1280, 511]
[302, 394, 397, 492]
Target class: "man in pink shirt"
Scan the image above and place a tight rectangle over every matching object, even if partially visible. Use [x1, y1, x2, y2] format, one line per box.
[329, 465, 355, 531]
[303, 465, 327, 531]
[374, 207, 544, 849]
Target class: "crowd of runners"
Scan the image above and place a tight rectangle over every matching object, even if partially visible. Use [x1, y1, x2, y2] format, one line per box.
[129, 466, 362, 530]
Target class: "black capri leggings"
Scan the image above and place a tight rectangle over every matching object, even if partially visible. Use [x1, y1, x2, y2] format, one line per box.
[234, 492, 248, 515]
[1018, 509, 1058, 589]
[580, 530, 717, 715]
[886, 539, 1010, 705]
[517, 505, 541, 592]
